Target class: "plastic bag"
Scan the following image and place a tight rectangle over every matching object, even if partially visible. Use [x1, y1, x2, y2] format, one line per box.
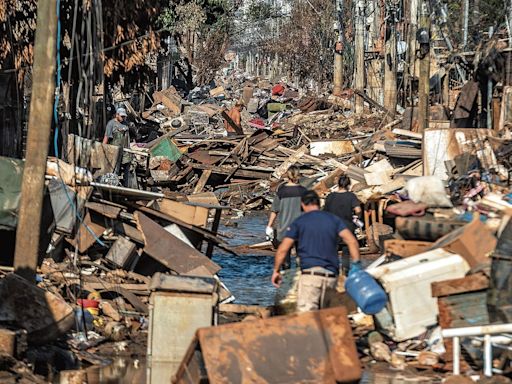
[402, 176, 453, 208]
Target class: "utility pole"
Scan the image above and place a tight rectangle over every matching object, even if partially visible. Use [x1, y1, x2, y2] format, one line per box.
[462, 0, 469, 49]
[408, 0, 419, 78]
[354, 0, 365, 113]
[417, 0, 430, 133]
[383, 5, 397, 116]
[14, 0, 57, 282]
[333, 0, 344, 96]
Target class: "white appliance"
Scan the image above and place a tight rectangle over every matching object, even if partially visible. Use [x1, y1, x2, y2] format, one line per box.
[368, 248, 470, 341]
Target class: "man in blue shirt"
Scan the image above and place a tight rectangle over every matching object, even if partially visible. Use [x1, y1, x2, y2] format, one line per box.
[271, 190, 361, 312]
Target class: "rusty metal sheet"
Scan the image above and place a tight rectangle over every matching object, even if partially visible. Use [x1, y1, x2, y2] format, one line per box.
[423, 128, 497, 180]
[192, 307, 361, 383]
[188, 150, 223, 165]
[135, 211, 221, 276]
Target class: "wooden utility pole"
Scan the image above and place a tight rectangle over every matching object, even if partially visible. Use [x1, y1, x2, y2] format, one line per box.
[14, 0, 57, 282]
[383, 13, 397, 116]
[417, 0, 430, 133]
[354, 0, 365, 113]
[408, 0, 419, 78]
[333, 0, 344, 96]
[366, 0, 383, 102]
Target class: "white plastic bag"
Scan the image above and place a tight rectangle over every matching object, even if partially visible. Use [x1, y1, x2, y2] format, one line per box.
[402, 176, 453, 208]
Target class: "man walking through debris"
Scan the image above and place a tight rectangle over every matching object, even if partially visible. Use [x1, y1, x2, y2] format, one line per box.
[102, 107, 133, 187]
[271, 190, 361, 312]
[266, 166, 307, 270]
[224, 101, 244, 136]
[324, 175, 362, 276]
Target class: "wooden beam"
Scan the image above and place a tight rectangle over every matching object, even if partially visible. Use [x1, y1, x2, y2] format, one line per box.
[431, 273, 489, 298]
[14, 0, 57, 281]
[194, 170, 212, 194]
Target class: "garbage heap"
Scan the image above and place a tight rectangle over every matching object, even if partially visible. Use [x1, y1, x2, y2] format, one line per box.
[0, 67, 511, 382]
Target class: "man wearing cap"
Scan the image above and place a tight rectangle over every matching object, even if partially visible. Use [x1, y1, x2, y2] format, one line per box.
[271, 190, 362, 312]
[103, 107, 128, 145]
[103, 107, 133, 186]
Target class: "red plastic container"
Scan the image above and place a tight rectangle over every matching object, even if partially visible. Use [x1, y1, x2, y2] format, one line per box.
[77, 299, 99, 309]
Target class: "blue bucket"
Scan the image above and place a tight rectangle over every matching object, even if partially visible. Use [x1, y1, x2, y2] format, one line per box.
[345, 270, 388, 315]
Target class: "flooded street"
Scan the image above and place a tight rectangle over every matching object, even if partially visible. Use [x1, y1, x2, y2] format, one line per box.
[213, 212, 275, 306]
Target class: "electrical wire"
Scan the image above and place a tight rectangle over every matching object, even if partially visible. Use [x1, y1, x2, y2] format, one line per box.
[53, 0, 106, 248]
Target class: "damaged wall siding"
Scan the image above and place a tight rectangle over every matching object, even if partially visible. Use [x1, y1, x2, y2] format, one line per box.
[0, 73, 23, 158]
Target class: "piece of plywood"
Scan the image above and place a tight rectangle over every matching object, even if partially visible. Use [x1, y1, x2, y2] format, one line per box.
[364, 171, 392, 186]
[156, 199, 209, 228]
[272, 145, 307, 179]
[187, 192, 220, 207]
[135, 212, 220, 275]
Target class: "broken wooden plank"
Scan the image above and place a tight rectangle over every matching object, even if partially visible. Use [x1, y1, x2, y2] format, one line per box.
[191, 163, 270, 179]
[392, 128, 423, 139]
[384, 239, 433, 258]
[81, 280, 149, 293]
[272, 145, 308, 179]
[312, 168, 345, 196]
[193, 170, 212, 194]
[431, 273, 489, 298]
[135, 211, 221, 275]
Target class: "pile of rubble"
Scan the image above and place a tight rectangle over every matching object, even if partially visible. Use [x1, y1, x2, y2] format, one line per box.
[1, 67, 512, 382]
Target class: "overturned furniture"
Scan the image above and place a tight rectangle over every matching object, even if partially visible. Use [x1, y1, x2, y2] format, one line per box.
[173, 307, 361, 383]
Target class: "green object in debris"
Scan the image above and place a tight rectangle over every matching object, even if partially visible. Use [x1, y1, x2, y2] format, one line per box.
[150, 137, 182, 162]
[267, 103, 287, 113]
[0, 156, 24, 230]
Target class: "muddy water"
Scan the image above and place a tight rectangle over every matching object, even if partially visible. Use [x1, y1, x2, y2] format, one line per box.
[213, 212, 276, 306]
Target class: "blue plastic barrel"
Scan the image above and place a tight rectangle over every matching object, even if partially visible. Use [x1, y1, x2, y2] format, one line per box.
[344, 270, 388, 315]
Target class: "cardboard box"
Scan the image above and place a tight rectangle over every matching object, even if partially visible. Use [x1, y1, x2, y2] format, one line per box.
[432, 217, 497, 268]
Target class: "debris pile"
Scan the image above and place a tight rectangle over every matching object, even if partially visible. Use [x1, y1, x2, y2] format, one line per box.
[1, 65, 512, 382]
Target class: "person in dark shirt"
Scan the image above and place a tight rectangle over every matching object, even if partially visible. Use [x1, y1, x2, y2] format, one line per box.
[324, 175, 362, 276]
[271, 190, 361, 312]
[266, 166, 307, 270]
